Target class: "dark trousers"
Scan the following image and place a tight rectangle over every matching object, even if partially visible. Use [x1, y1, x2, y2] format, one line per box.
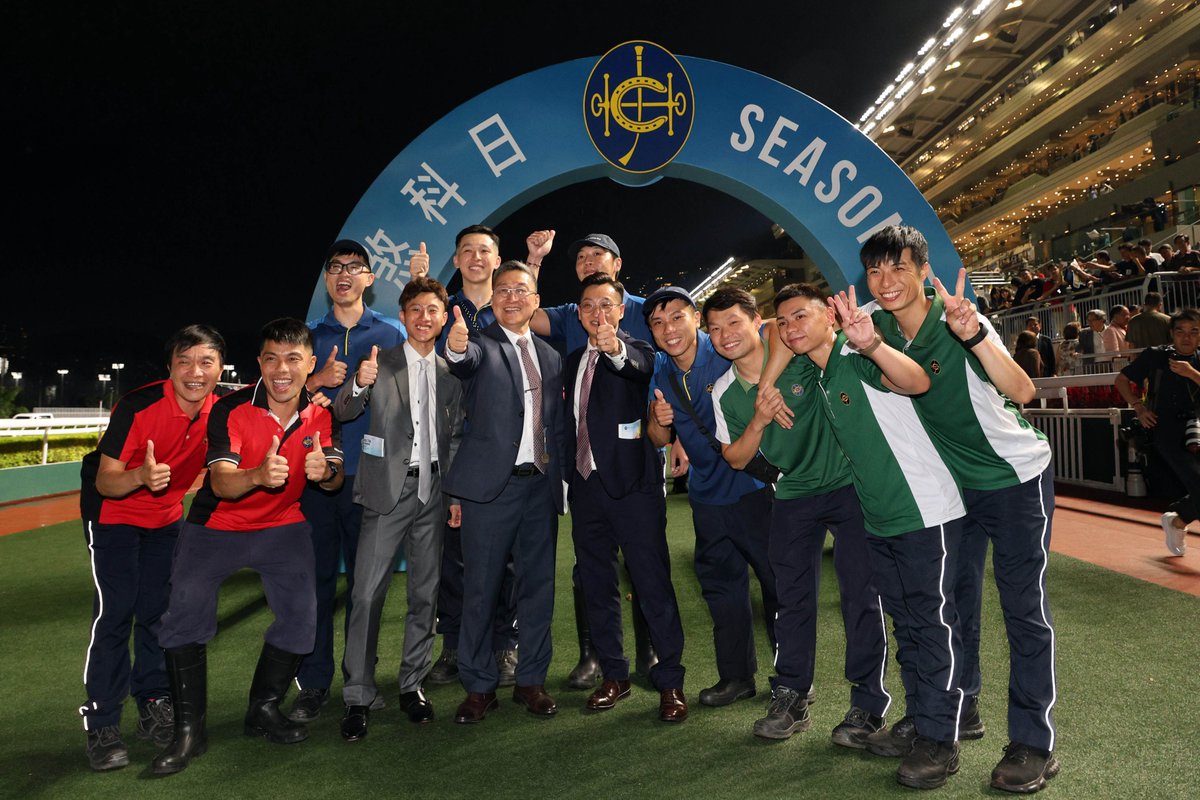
[458, 472, 558, 693]
[957, 467, 1057, 751]
[690, 487, 777, 682]
[1154, 424, 1200, 523]
[296, 477, 363, 690]
[571, 474, 685, 689]
[437, 520, 519, 650]
[79, 520, 178, 730]
[867, 520, 964, 742]
[159, 521, 316, 655]
[769, 486, 888, 715]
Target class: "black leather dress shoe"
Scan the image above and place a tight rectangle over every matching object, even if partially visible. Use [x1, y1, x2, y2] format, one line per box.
[512, 684, 558, 716]
[399, 689, 434, 724]
[454, 692, 498, 724]
[341, 706, 369, 742]
[699, 678, 757, 707]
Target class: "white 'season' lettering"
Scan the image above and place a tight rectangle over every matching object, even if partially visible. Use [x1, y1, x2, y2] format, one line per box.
[731, 103, 901, 243]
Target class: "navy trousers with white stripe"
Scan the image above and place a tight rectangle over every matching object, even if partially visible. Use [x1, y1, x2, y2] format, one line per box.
[867, 520, 964, 743]
[79, 520, 178, 730]
[770, 485, 889, 716]
[957, 466, 1057, 752]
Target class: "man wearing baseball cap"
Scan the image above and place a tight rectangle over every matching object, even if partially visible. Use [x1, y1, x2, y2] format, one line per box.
[289, 238, 413, 723]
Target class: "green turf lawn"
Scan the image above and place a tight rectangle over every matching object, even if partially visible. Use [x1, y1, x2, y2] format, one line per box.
[2, 493, 1198, 799]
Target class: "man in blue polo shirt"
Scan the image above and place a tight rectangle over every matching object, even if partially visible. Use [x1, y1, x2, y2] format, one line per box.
[645, 286, 778, 712]
[292, 239, 409, 722]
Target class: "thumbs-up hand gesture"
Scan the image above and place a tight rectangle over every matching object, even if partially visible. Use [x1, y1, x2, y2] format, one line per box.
[651, 388, 674, 427]
[447, 306, 469, 354]
[594, 322, 620, 355]
[304, 431, 330, 482]
[313, 345, 347, 389]
[357, 345, 380, 387]
[410, 242, 429, 280]
[254, 435, 289, 488]
[137, 439, 172, 492]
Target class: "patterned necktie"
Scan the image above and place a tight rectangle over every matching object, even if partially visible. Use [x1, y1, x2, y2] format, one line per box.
[576, 350, 599, 479]
[515, 337, 545, 473]
[417, 359, 433, 504]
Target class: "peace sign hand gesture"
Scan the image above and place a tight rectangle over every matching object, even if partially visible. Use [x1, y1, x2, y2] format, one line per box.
[828, 286, 876, 350]
[931, 268, 981, 342]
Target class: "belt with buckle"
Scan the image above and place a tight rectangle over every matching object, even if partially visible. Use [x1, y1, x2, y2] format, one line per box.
[511, 463, 540, 477]
[406, 462, 439, 477]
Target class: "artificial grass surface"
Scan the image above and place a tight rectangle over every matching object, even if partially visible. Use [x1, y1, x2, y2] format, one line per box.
[1, 492, 1198, 799]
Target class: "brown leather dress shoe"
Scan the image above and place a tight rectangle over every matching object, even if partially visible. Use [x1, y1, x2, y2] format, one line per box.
[454, 692, 498, 724]
[512, 684, 558, 716]
[659, 688, 688, 723]
[587, 679, 632, 711]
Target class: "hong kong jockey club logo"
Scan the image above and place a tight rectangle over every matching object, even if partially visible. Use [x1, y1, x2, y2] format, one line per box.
[584, 41, 694, 174]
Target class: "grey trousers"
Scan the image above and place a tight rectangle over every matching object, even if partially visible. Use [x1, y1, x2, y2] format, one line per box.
[341, 476, 445, 706]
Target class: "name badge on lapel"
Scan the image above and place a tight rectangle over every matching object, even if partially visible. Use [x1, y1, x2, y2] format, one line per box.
[361, 434, 385, 457]
[618, 420, 642, 440]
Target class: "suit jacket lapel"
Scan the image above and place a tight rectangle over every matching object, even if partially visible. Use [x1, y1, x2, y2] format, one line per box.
[392, 356, 415, 438]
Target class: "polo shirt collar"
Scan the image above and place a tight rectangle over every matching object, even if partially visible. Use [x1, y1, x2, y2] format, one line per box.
[318, 305, 377, 331]
[161, 379, 215, 419]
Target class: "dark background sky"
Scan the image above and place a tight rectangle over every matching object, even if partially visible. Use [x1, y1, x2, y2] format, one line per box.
[5, 0, 930, 404]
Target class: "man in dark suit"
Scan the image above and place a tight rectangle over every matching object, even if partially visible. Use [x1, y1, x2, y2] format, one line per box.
[332, 277, 465, 741]
[442, 261, 566, 723]
[1025, 317, 1056, 377]
[564, 274, 687, 722]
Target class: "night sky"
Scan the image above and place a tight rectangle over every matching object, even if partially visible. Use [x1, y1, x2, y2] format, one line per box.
[6, 0, 930, 403]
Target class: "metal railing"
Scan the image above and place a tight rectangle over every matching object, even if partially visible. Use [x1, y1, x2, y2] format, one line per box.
[0, 417, 109, 464]
[988, 272, 1200, 351]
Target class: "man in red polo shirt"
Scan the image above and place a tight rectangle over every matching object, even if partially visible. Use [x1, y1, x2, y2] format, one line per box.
[152, 318, 343, 776]
[79, 325, 226, 771]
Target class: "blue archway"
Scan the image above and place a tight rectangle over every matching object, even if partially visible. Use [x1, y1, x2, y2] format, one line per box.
[306, 42, 960, 320]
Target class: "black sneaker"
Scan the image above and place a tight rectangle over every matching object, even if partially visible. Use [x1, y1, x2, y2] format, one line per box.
[831, 705, 885, 749]
[495, 649, 518, 687]
[287, 687, 329, 723]
[136, 696, 175, 748]
[960, 695, 985, 740]
[752, 686, 811, 740]
[990, 741, 1060, 793]
[866, 715, 916, 757]
[427, 647, 459, 685]
[897, 736, 960, 790]
[85, 726, 129, 771]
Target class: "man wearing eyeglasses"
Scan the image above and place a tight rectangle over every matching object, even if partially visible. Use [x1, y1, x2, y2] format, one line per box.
[289, 239, 415, 723]
[442, 261, 566, 725]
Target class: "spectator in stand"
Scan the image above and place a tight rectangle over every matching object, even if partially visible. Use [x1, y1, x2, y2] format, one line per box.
[1111, 244, 1147, 281]
[1127, 292, 1172, 349]
[1014, 332, 1043, 381]
[1078, 310, 1108, 362]
[1025, 317, 1056, 377]
[1013, 268, 1044, 306]
[1103, 305, 1131, 354]
[1063, 258, 1099, 291]
[1140, 239, 1165, 269]
[1036, 266, 1065, 301]
[1056, 323, 1081, 376]
[1169, 235, 1200, 273]
[1158, 244, 1175, 267]
[1079, 251, 1118, 286]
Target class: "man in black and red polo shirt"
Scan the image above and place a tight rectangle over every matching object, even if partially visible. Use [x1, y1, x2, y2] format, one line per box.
[152, 318, 343, 776]
[78, 325, 226, 772]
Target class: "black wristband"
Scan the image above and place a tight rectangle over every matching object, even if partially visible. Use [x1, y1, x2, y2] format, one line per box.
[961, 327, 988, 348]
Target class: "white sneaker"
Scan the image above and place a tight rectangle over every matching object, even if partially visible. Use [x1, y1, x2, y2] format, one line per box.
[1162, 512, 1187, 556]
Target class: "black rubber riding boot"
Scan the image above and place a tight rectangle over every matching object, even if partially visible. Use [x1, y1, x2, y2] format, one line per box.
[243, 643, 308, 744]
[152, 644, 208, 776]
[567, 587, 602, 690]
[630, 592, 659, 679]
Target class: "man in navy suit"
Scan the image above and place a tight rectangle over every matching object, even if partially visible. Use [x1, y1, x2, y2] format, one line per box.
[564, 274, 687, 722]
[442, 261, 566, 723]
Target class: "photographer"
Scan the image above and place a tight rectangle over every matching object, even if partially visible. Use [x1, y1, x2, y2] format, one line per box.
[1114, 309, 1200, 556]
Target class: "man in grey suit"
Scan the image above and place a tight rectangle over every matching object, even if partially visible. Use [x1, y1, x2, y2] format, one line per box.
[332, 277, 465, 741]
[442, 261, 567, 724]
